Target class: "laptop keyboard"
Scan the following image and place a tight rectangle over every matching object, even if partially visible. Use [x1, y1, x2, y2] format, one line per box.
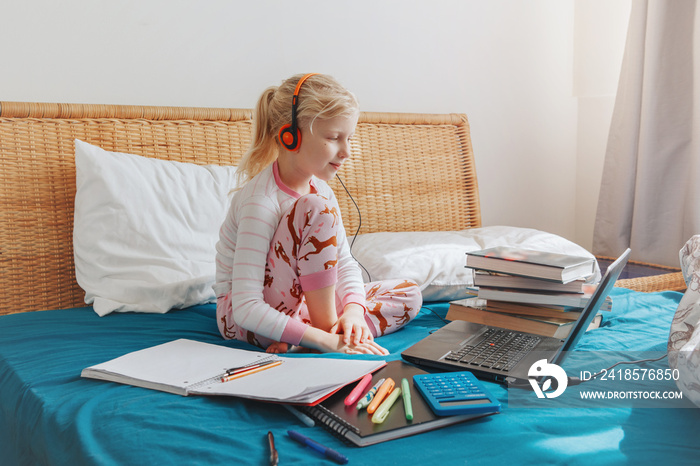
[443, 328, 541, 372]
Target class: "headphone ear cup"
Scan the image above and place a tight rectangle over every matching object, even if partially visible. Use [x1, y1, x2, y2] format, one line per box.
[279, 124, 300, 151]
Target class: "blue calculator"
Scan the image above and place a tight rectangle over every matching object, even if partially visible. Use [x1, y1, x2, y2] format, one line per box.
[413, 371, 501, 416]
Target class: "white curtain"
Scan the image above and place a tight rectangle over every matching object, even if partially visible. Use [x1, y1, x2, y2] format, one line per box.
[593, 0, 700, 267]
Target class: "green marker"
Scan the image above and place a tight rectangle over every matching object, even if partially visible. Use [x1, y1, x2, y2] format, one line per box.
[401, 378, 413, 421]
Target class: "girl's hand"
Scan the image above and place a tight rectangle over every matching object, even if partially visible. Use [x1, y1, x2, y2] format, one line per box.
[334, 334, 389, 356]
[330, 303, 372, 346]
[300, 326, 389, 355]
[330, 333, 388, 355]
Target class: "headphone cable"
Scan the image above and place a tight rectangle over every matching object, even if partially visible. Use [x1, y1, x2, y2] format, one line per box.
[335, 173, 372, 282]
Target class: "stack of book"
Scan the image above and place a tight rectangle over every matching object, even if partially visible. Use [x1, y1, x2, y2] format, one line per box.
[446, 246, 606, 339]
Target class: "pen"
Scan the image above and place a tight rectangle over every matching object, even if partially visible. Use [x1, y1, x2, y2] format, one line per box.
[344, 373, 373, 407]
[287, 429, 349, 465]
[220, 360, 283, 382]
[366, 377, 394, 414]
[356, 378, 385, 410]
[371, 386, 401, 424]
[224, 359, 278, 376]
[267, 431, 278, 466]
[401, 378, 413, 421]
[283, 404, 315, 427]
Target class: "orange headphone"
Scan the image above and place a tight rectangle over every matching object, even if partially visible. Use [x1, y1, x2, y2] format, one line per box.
[278, 73, 318, 151]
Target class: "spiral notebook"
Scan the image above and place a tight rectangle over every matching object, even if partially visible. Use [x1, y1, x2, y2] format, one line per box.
[81, 339, 385, 405]
[298, 360, 500, 446]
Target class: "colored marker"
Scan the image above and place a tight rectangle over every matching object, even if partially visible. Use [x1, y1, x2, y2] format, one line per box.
[356, 378, 385, 410]
[287, 429, 349, 465]
[401, 378, 413, 421]
[367, 377, 395, 414]
[344, 373, 373, 406]
[371, 387, 402, 424]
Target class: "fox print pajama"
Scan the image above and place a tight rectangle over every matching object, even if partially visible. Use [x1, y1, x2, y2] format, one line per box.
[214, 162, 421, 349]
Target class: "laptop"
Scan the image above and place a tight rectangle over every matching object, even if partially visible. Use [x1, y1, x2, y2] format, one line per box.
[402, 249, 631, 386]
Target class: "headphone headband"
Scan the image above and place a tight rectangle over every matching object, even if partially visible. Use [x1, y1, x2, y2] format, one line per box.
[292, 73, 318, 104]
[279, 73, 319, 151]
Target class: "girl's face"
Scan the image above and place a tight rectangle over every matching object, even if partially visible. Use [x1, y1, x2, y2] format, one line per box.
[295, 113, 359, 182]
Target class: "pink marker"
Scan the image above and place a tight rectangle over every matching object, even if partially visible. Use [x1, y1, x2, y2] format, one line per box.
[344, 373, 373, 407]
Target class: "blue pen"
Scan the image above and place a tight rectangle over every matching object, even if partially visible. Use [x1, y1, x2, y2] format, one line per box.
[287, 429, 349, 465]
[356, 377, 385, 410]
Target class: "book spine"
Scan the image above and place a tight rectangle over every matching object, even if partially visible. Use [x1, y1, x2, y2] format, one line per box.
[299, 404, 360, 443]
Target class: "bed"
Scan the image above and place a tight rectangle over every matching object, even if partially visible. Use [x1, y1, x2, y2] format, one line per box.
[0, 101, 697, 465]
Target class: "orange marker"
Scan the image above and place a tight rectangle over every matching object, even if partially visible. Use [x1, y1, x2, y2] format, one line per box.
[367, 377, 395, 414]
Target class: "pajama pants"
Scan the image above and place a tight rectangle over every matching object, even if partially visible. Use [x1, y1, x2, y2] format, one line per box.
[218, 193, 422, 350]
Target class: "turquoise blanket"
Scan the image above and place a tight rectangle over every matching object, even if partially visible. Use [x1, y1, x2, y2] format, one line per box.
[1, 289, 697, 465]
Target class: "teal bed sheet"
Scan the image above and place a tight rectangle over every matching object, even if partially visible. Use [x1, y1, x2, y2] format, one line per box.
[1, 288, 698, 465]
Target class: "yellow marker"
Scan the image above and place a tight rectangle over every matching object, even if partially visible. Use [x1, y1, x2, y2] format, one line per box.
[371, 387, 402, 424]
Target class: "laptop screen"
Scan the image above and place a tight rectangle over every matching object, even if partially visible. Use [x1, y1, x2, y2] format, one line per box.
[553, 248, 631, 364]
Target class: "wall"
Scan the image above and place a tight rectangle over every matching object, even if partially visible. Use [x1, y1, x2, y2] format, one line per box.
[0, 0, 629, 250]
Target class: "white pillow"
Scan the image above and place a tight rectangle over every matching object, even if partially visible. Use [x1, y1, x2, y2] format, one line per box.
[350, 226, 600, 302]
[73, 139, 238, 316]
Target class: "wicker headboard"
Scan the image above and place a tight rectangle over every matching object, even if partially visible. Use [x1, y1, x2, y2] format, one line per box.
[0, 102, 480, 315]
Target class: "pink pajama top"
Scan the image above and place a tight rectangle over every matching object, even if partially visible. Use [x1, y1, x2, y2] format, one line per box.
[213, 162, 366, 345]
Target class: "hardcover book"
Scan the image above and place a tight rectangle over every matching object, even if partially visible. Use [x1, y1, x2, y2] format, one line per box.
[465, 246, 596, 283]
[461, 297, 583, 320]
[476, 286, 596, 308]
[446, 297, 602, 339]
[472, 270, 587, 293]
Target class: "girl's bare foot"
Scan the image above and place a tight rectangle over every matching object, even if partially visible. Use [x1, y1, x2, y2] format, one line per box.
[266, 341, 289, 354]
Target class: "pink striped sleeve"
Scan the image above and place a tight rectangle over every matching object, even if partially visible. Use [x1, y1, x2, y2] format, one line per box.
[229, 194, 309, 345]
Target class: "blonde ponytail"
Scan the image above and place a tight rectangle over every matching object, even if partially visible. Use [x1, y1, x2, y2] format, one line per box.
[235, 87, 279, 187]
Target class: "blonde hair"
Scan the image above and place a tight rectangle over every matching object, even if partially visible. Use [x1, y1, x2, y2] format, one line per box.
[236, 73, 359, 187]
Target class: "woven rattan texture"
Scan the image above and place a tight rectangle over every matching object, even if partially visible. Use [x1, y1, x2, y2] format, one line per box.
[0, 102, 480, 314]
[597, 254, 687, 293]
[615, 273, 686, 293]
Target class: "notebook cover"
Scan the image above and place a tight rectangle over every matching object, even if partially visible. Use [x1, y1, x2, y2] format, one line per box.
[299, 360, 499, 446]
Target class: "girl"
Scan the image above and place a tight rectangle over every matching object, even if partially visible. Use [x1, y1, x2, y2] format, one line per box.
[214, 73, 422, 355]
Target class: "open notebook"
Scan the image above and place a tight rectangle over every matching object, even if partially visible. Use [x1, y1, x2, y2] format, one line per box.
[81, 339, 385, 405]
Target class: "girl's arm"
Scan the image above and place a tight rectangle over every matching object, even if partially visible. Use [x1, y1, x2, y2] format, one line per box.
[228, 196, 309, 345]
[305, 284, 380, 349]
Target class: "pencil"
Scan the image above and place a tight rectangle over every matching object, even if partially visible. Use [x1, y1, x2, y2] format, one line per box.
[221, 360, 283, 382]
